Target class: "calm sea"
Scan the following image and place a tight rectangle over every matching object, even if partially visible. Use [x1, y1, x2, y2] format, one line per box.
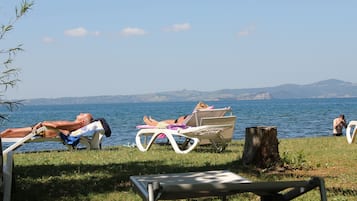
[1, 98, 356, 152]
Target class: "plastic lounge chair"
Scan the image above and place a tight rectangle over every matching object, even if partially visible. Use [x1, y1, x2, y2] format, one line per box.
[2, 118, 111, 154]
[137, 106, 232, 139]
[130, 170, 327, 201]
[346, 120, 357, 144]
[136, 115, 236, 154]
[136, 107, 235, 153]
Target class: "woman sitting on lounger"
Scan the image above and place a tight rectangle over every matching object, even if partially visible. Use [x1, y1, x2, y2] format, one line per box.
[0, 113, 93, 138]
[143, 101, 209, 126]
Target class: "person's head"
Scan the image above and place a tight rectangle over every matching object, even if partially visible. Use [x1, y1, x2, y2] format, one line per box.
[340, 114, 345, 120]
[194, 101, 209, 111]
[76, 113, 93, 125]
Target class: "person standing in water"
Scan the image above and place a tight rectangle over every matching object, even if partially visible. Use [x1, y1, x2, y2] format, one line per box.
[333, 114, 347, 136]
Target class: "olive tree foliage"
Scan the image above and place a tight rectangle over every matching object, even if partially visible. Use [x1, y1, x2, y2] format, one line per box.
[0, 1, 34, 119]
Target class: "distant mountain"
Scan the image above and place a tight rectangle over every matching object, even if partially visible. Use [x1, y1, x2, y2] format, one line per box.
[216, 79, 357, 99]
[21, 79, 357, 105]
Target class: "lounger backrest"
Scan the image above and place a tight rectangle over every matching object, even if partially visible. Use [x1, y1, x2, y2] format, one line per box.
[184, 107, 232, 127]
[94, 118, 112, 137]
[199, 116, 237, 145]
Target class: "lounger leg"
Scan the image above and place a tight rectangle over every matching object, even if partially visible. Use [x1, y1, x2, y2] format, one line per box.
[147, 182, 154, 201]
[165, 134, 200, 154]
[317, 177, 328, 201]
[206, 133, 227, 153]
[136, 131, 163, 152]
[2, 151, 14, 201]
[147, 181, 161, 201]
[88, 133, 104, 149]
[180, 138, 191, 149]
[77, 138, 90, 150]
[210, 140, 227, 153]
[271, 177, 327, 201]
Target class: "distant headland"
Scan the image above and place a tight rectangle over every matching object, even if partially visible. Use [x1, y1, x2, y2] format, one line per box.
[19, 79, 357, 105]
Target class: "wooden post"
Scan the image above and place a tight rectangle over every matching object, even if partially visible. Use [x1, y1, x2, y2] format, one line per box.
[242, 126, 281, 168]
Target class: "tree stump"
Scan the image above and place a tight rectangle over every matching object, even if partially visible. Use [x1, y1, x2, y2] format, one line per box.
[242, 126, 281, 168]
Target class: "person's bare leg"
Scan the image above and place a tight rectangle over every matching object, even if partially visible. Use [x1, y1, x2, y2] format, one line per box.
[43, 130, 59, 138]
[0, 127, 32, 138]
[162, 119, 176, 124]
[174, 116, 188, 124]
[143, 116, 159, 126]
[144, 116, 185, 126]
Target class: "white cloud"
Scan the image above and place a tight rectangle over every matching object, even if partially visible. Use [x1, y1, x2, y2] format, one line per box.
[120, 27, 147, 36]
[237, 24, 256, 37]
[164, 23, 191, 32]
[64, 27, 88, 37]
[42, 36, 55, 43]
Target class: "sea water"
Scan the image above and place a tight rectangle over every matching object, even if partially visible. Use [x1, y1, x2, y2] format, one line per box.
[1, 98, 356, 152]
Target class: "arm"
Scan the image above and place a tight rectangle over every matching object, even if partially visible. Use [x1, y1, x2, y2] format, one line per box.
[342, 120, 348, 128]
[40, 120, 83, 131]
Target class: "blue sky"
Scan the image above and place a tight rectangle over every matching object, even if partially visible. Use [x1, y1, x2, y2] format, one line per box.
[1, 0, 356, 99]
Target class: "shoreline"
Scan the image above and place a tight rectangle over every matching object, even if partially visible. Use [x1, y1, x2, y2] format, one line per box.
[4, 134, 349, 154]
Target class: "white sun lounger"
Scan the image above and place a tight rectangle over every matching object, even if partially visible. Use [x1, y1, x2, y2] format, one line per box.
[130, 170, 327, 201]
[2, 118, 111, 154]
[346, 120, 357, 144]
[1, 119, 110, 201]
[136, 116, 236, 154]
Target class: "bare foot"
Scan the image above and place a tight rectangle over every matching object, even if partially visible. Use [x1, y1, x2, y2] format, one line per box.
[143, 116, 158, 126]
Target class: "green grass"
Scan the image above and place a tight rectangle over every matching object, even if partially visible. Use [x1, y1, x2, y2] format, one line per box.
[10, 136, 357, 201]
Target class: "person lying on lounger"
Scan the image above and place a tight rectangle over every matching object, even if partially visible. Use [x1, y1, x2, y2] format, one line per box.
[0, 113, 93, 138]
[143, 101, 209, 126]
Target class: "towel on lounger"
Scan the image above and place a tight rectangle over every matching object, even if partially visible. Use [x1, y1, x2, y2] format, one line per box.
[60, 133, 80, 147]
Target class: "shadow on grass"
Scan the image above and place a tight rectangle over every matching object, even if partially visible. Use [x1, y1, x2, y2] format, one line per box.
[11, 144, 314, 201]
[12, 157, 260, 200]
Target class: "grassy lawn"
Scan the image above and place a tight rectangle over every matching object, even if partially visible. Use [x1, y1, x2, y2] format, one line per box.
[10, 136, 357, 201]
